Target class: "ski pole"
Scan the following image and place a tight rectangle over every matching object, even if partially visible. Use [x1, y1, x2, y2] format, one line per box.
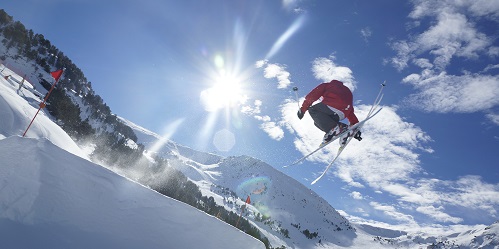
[292, 87, 300, 109]
[366, 81, 386, 118]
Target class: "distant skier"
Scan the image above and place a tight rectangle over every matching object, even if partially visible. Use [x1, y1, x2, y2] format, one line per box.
[297, 80, 360, 145]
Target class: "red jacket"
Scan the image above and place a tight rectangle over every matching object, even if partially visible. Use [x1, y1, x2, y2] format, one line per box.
[300, 80, 359, 125]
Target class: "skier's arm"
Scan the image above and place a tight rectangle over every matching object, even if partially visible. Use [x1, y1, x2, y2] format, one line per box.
[300, 83, 325, 113]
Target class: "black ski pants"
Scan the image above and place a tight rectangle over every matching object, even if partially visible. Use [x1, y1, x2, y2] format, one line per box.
[308, 102, 340, 133]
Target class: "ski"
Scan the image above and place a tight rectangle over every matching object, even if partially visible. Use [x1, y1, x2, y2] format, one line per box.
[284, 83, 385, 168]
[283, 109, 381, 168]
[311, 83, 386, 184]
[311, 110, 378, 184]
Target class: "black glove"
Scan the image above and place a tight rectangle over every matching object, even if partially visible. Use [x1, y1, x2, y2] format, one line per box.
[353, 130, 362, 141]
[297, 109, 305, 120]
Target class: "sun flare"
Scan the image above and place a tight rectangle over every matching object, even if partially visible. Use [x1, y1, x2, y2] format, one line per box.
[200, 73, 247, 112]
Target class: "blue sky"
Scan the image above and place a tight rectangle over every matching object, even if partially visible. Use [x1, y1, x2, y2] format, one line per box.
[3, 0, 499, 231]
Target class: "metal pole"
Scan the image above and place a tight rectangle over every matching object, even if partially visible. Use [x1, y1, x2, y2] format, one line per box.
[22, 70, 63, 137]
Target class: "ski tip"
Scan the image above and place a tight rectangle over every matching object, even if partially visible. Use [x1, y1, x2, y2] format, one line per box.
[284, 160, 302, 168]
[311, 175, 325, 185]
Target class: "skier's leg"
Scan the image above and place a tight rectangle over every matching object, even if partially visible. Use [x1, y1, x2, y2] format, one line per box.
[308, 102, 340, 132]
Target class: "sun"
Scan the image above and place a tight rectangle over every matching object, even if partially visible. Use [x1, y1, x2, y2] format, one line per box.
[200, 73, 247, 112]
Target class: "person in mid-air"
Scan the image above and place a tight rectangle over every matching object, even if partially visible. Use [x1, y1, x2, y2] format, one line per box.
[297, 79, 360, 145]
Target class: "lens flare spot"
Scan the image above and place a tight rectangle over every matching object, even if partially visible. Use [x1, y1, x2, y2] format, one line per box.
[213, 129, 235, 152]
[214, 55, 224, 68]
[236, 176, 272, 204]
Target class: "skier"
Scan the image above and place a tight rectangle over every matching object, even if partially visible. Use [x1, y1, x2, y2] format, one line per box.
[296, 80, 360, 145]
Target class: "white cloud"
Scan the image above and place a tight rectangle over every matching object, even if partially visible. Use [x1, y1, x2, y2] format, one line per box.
[416, 206, 463, 223]
[350, 191, 363, 200]
[412, 58, 433, 69]
[355, 208, 369, 217]
[254, 115, 284, 141]
[486, 112, 499, 125]
[368, 175, 499, 224]
[390, 0, 499, 120]
[409, 0, 499, 19]
[329, 106, 434, 193]
[360, 27, 372, 43]
[257, 60, 292, 89]
[241, 99, 285, 141]
[417, 11, 490, 69]
[482, 64, 499, 72]
[251, 61, 293, 140]
[488, 46, 499, 57]
[370, 202, 416, 224]
[466, 0, 499, 18]
[393, 11, 493, 71]
[255, 60, 267, 68]
[390, 40, 415, 71]
[403, 71, 499, 113]
[241, 99, 262, 115]
[311, 56, 357, 91]
[253, 115, 285, 141]
[341, 209, 489, 236]
[259, 121, 284, 141]
[448, 175, 499, 216]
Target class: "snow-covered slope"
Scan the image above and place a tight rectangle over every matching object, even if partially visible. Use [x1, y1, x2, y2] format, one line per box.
[0, 66, 264, 249]
[0, 136, 264, 249]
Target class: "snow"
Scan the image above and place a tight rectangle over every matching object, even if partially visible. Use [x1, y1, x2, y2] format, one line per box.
[0, 66, 264, 249]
